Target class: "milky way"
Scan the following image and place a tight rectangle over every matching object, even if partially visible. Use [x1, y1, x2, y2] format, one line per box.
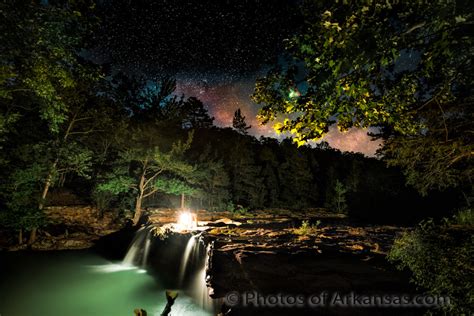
[175, 76, 382, 156]
[93, 0, 382, 156]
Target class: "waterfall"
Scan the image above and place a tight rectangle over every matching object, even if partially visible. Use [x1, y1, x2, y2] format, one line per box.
[120, 227, 215, 312]
[178, 234, 199, 286]
[179, 234, 215, 311]
[189, 243, 214, 311]
[122, 225, 153, 268]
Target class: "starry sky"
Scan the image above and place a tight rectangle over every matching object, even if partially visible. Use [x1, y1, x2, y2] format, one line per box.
[92, 0, 382, 156]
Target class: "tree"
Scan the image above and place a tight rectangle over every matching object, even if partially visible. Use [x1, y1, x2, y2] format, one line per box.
[1, 1, 98, 133]
[97, 131, 197, 225]
[0, 0, 103, 244]
[277, 139, 315, 208]
[325, 179, 348, 214]
[195, 146, 230, 211]
[232, 108, 252, 135]
[181, 97, 215, 129]
[258, 140, 280, 206]
[154, 177, 197, 209]
[0, 164, 49, 245]
[109, 73, 215, 130]
[228, 138, 264, 208]
[252, 1, 473, 195]
[388, 219, 473, 314]
[0, 65, 19, 166]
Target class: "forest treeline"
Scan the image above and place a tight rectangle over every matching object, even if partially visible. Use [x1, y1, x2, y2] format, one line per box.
[2, 65, 450, 228]
[0, 1, 465, 239]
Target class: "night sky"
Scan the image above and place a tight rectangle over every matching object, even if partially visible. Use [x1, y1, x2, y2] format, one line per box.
[92, 0, 381, 155]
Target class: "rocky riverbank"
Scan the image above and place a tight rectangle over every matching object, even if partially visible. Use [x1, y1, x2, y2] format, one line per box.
[146, 208, 414, 311]
[1, 206, 126, 251]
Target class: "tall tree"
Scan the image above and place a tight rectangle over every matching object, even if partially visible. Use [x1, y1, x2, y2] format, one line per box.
[228, 138, 264, 208]
[277, 139, 315, 208]
[181, 97, 215, 129]
[97, 130, 196, 225]
[195, 146, 230, 211]
[232, 108, 252, 135]
[326, 179, 348, 214]
[252, 0, 473, 196]
[258, 139, 281, 206]
[1, 0, 102, 243]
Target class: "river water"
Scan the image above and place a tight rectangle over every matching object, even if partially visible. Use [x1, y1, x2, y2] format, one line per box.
[0, 250, 212, 316]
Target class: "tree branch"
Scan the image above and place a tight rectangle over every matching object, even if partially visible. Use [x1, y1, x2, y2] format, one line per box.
[448, 151, 474, 167]
[436, 100, 449, 142]
[68, 129, 105, 136]
[403, 22, 426, 35]
[143, 169, 164, 190]
[143, 188, 159, 198]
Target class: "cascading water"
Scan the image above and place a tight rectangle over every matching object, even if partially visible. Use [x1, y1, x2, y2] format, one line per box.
[84, 224, 213, 315]
[178, 233, 215, 311]
[188, 243, 214, 311]
[122, 225, 154, 268]
[178, 234, 199, 286]
[120, 226, 216, 313]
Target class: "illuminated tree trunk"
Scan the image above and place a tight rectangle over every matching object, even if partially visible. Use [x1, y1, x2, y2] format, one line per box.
[18, 228, 23, 245]
[133, 196, 143, 226]
[181, 193, 185, 209]
[28, 159, 57, 245]
[133, 161, 147, 226]
[40, 160, 57, 209]
[28, 228, 37, 245]
[28, 115, 77, 245]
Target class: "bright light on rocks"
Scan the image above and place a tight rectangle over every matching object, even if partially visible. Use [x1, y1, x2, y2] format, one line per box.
[177, 211, 197, 231]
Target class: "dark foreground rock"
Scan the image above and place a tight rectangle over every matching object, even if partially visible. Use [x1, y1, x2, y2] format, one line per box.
[208, 245, 409, 298]
[204, 227, 417, 315]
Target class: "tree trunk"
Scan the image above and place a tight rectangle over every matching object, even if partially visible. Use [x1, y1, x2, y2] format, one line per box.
[18, 228, 23, 245]
[28, 115, 80, 245]
[28, 228, 37, 245]
[133, 160, 148, 226]
[133, 196, 143, 226]
[39, 159, 58, 210]
[28, 159, 57, 245]
[181, 193, 185, 209]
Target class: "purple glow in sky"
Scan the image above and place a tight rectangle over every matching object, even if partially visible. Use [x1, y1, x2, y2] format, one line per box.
[175, 78, 382, 156]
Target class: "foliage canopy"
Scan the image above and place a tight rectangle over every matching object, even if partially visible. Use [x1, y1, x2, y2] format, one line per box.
[252, 0, 473, 195]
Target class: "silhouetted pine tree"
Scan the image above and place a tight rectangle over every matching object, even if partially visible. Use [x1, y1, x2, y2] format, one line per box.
[232, 108, 251, 135]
